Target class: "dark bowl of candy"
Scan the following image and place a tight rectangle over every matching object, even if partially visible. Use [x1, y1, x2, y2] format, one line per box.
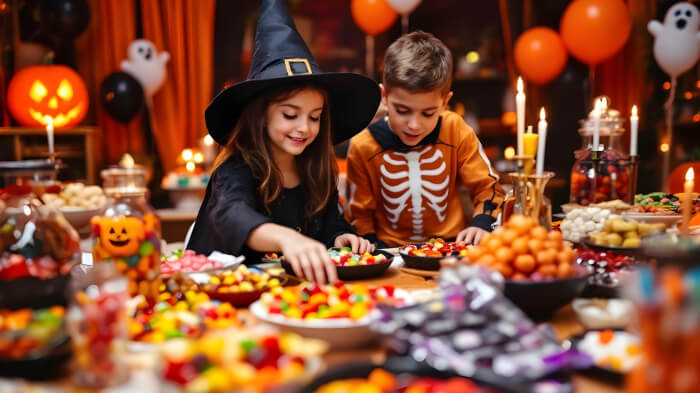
[278, 248, 394, 281]
[0, 307, 71, 380]
[575, 248, 639, 298]
[503, 266, 591, 321]
[399, 239, 468, 271]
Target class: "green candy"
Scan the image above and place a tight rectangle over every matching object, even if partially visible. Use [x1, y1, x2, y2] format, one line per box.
[155, 302, 171, 313]
[140, 241, 154, 257]
[240, 339, 257, 354]
[165, 329, 184, 340]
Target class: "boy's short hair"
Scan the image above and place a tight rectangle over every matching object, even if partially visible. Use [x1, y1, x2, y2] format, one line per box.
[383, 31, 453, 96]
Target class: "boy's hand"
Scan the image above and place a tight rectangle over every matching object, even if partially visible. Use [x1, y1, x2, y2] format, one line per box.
[334, 233, 375, 254]
[456, 227, 489, 245]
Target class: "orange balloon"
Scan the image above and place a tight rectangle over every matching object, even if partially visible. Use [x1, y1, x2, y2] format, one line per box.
[514, 27, 568, 85]
[560, 0, 631, 66]
[351, 0, 398, 36]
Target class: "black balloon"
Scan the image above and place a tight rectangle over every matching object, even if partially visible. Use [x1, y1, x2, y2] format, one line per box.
[40, 0, 91, 40]
[100, 72, 144, 124]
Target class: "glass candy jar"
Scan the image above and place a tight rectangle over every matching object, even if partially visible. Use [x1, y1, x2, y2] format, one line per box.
[570, 107, 632, 206]
[91, 166, 161, 300]
[0, 164, 80, 309]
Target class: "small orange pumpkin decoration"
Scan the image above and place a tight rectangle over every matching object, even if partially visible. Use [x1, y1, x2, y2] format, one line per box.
[92, 216, 145, 257]
[7, 64, 88, 128]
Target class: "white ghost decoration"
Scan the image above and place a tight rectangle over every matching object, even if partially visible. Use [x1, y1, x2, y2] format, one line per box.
[120, 39, 170, 103]
[648, 2, 700, 78]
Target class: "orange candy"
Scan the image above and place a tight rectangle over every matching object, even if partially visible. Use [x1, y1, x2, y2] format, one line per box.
[495, 248, 515, 264]
[514, 254, 536, 273]
[511, 237, 530, 255]
[530, 226, 548, 241]
[368, 368, 396, 391]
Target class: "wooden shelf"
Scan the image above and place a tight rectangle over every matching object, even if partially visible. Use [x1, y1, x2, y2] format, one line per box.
[0, 126, 98, 184]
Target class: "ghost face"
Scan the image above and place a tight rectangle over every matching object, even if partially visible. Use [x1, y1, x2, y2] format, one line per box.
[664, 3, 700, 32]
[128, 39, 156, 62]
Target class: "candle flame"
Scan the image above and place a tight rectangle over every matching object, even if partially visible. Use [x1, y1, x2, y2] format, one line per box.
[631, 105, 638, 117]
[517, 77, 523, 93]
[181, 149, 193, 161]
[186, 161, 196, 173]
[504, 146, 515, 160]
[120, 153, 135, 168]
[539, 107, 546, 121]
[203, 135, 214, 146]
[686, 168, 695, 182]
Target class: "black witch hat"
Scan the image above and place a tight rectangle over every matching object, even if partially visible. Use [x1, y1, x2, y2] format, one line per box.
[205, 0, 380, 145]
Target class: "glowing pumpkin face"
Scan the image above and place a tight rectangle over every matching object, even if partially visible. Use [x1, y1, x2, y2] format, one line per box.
[95, 216, 145, 257]
[7, 65, 89, 128]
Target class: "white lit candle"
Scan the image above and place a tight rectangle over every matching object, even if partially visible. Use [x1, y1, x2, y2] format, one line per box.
[592, 99, 601, 152]
[516, 77, 525, 156]
[630, 105, 639, 157]
[44, 116, 54, 158]
[681, 167, 695, 236]
[536, 108, 547, 176]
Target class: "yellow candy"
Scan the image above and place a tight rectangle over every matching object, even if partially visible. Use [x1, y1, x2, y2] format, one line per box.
[286, 308, 302, 319]
[222, 276, 235, 285]
[175, 301, 189, 311]
[210, 276, 221, 285]
[352, 284, 369, 295]
[185, 291, 198, 303]
[128, 320, 144, 336]
[149, 331, 166, 343]
[202, 367, 230, 391]
[230, 363, 256, 385]
[240, 281, 254, 292]
[282, 290, 299, 304]
[309, 293, 327, 307]
[349, 303, 367, 320]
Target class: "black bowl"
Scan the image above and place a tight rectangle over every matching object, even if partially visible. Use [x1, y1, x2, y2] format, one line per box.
[566, 331, 627, 386]
[0, 274, 70, 310]
[580, 237, 642, 257]
[280, 250, 394, 281]
[297, 356, 573, 393]
[504, 273, 591, 321]
[0, 335, 71, 380]
[398, 244, 445, 271]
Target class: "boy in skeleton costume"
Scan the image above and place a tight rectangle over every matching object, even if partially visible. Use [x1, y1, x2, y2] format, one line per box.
[346, 31, 505, 247]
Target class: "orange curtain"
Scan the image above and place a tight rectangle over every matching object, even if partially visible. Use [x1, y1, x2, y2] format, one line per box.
[140, 0, 216, 174]
[76, 0, 145, 170]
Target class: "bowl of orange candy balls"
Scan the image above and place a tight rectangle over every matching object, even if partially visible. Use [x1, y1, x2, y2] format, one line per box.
[462, 215, 590, 320]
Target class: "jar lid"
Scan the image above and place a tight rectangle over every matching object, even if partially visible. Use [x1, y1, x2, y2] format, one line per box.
[101, 166, 148, 196]
[578, 99, 625, 136]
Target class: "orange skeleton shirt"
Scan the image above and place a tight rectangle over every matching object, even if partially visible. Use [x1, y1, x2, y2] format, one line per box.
[345, 111, 505, 247]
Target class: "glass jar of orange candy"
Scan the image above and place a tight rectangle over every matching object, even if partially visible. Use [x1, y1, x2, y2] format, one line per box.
[570, 104, 632, 206]
[90, 166, 161, 300]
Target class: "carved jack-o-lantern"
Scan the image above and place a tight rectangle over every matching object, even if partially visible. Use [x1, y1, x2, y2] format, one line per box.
[7, 64, 89, 128]
[93, 216, 145, 257]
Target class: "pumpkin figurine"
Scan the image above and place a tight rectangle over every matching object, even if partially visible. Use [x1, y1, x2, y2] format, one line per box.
[91, 214, 161, 298]
[7, 64, 89, 128]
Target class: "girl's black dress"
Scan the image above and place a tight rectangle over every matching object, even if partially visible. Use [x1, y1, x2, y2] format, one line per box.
[187, 157, 352, 264]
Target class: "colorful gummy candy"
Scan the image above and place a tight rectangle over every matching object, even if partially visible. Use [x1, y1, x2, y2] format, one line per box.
[402, 238, 469, 258]
[160, 250, 223, 275]
[0, 306, 65, 359]
[201, 265, 282, 294]
[161, 332, 326, 393]
[329, 247, 388, 266]
[260, 282, 403, 321]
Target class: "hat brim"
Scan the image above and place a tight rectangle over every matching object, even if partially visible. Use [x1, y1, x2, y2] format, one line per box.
[205, 72, 380, 145]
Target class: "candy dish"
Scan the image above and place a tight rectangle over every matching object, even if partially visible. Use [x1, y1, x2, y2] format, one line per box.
[0, 335, 71, 380]
[572, 299, 634, 330]
[250, 300, 373, 349]
[621, 211, 682, 226]
[567, 329, 641, 386]
[274, 249, 394, 281]
[399, 239, 469, 271]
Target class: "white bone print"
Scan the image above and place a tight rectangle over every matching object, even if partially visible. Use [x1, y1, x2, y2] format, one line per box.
[380, 146, 449, 240]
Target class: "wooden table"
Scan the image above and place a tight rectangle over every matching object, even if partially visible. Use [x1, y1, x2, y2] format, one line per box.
[310, 267, 624, 393]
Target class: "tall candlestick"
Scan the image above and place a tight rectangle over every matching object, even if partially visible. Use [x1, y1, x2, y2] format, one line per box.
[516, 77, 525, 156]
[536, 108, 548, 176]
[681, 167, 695, 236]
[592, 99, 601, 151]
[630, 105, 639, 157]
[44, 116, 54, 160]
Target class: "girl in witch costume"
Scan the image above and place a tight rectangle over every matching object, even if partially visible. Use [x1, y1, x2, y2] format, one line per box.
[187, 0, 381, 284]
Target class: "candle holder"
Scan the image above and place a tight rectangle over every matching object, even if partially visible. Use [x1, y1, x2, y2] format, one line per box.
[629, 155, 639, 203]
[504, 171, 555, 230]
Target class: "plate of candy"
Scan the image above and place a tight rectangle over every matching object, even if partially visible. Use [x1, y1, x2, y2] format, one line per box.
[160, 330, 327, 393]
[190, 265, 286, 307]
[400, 238, 469, 271]
[251, 282, 411, 349]
[567, 329, 641, 386]
[160, 250, 244, 276]
[271, 248, 394, 281]
[0, 306, 72, 380]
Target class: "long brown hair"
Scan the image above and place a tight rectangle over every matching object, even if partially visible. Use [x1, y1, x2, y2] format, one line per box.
[213, 83, 337, 221]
